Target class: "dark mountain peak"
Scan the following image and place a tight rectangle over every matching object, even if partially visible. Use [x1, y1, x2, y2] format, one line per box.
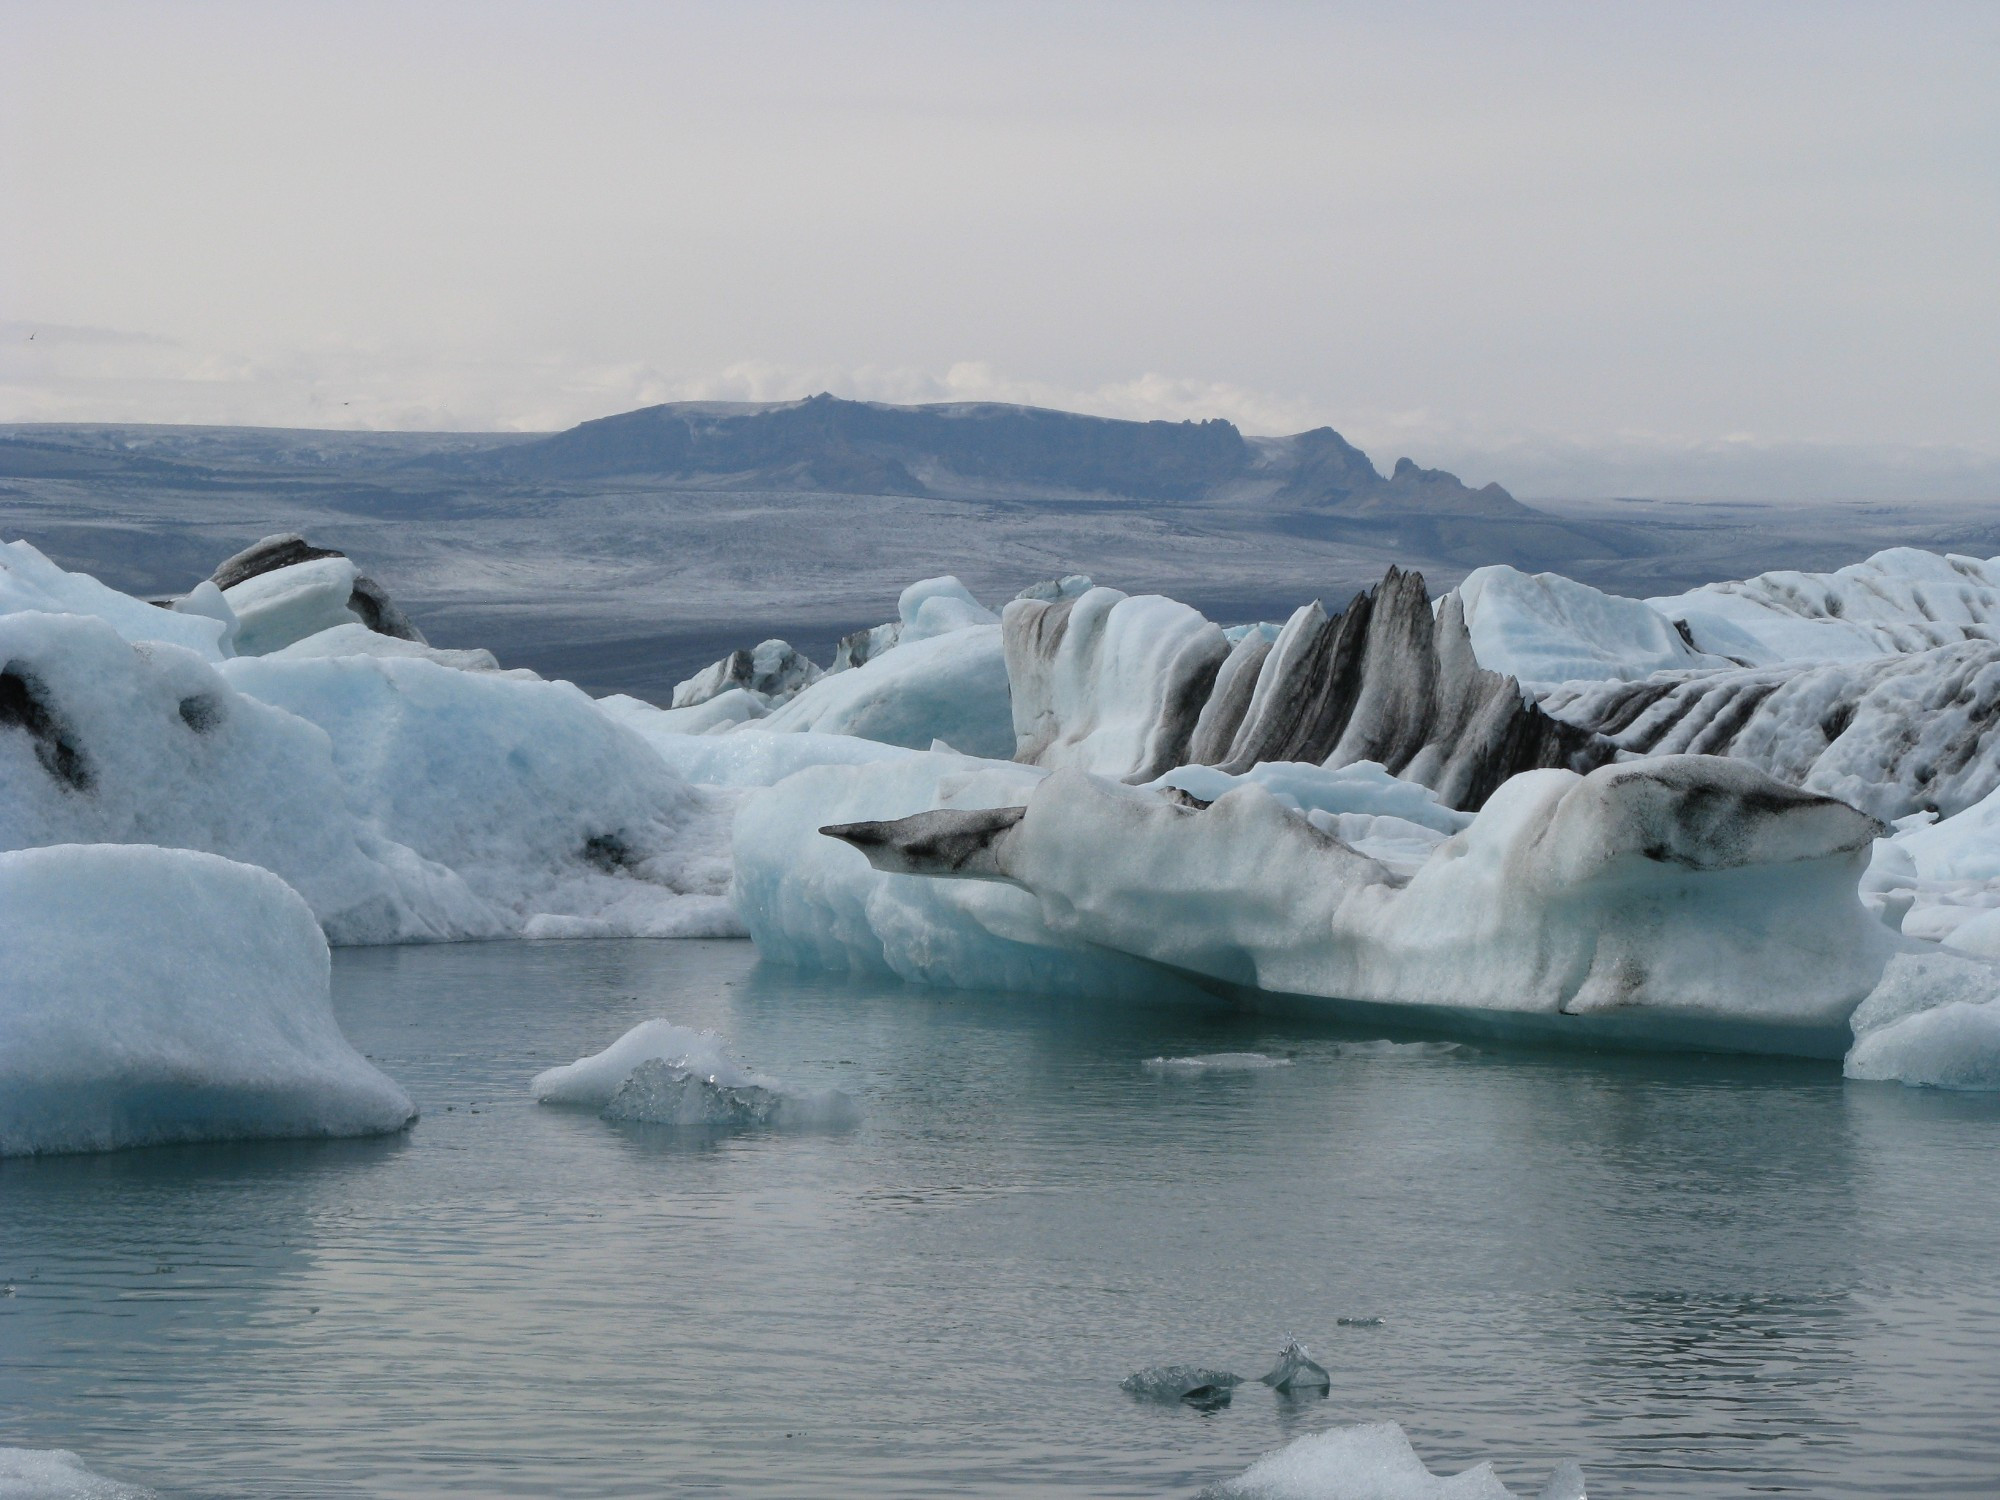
[473, 395, 1532, 519]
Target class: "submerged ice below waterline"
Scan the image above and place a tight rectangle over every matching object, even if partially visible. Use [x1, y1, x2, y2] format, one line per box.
[5, 939, 2000, 1497]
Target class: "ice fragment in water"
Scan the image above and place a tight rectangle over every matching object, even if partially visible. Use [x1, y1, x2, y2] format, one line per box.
[1144, 1052, 1292, 1076]
[1328, 1040, 1462, 1059]
[1120, 1365, 1243, 1407]
[542, 1021, 861, 1131]
[603, 1057, 788, 1128]
[1258, 1339, 1331, 1393]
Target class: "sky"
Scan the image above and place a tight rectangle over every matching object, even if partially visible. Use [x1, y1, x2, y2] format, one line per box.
[3, 1, 1998, 496]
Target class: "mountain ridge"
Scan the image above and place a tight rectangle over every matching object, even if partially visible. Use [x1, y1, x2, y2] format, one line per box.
[474, 393, 1528, 517]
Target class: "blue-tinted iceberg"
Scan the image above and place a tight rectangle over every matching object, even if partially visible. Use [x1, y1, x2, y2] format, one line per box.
[821, 755, 1896, 1051]
[0, 844, 415, 1156]
[0, 607, 736, 943]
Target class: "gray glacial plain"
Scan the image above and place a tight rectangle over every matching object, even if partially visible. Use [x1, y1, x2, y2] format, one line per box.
[6, 397, 1998, 700]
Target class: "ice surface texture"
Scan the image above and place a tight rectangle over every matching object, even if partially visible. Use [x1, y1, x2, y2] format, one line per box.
[825, 755, 1893, 1038]
[1542, 641, 2000, 823]
[531, 1018, 857, 1129]
[214, 533, 425, 655]
[0, 1448, 155, 1499]
[1208, 1422, 1584, 1500]
[0, 844, 415, 1156]
[1648, 546, 2000, 664]
[1002, 569, 1613, 812]
[734, 749, 1205, 1000]
[1, 538, 232, 660]
[0, 607, 736, 943]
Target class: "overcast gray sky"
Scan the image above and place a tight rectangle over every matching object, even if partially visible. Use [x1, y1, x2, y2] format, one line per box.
[3, 1, 1997, 493]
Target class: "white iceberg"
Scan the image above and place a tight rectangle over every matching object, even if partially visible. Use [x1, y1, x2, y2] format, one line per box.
[733, 749, 1199, 999]
[531, 1018, 858, 1129]
[1, 538, 232, 660]
[1843, 950, 2000, 1090]
[1648, 546, 2000, 664]
[1004, 585, 1227, 779]
[753, 622, 1014, 757]
[0, 1447, 155, 1499]
[1458, 563, 1733, 690]
[819, 755, 1896, 1053]
[0, 608, 734, 943]
[0, 843, 415, 1156]
[265, 622, 499, 671]
[1208, 1421, 1584, 1500]
[1541, 639, 2000, 823]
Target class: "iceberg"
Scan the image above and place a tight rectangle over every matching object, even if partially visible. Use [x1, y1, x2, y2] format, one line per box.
[0, 607, 734, 943]
[1004, 585, 1229, 780]
[1541, 639, 2000, 822]
[211, 534, 426, 657]
[1, 538, 232, 660]
[264, 622, 500, 671]
[823, 755, 1895, 1053]
[0, 844, 415, 1156]
[0, 1448, 154, 1499]
[1649, 546, 2000, 664]
[671, 638, 821, 709]
[999, 568, 1612, 811]
[1843, 951, 2000, 1090]
[531, 1018, 858, 1129]
[734, 749, 1202, 999]
[1258, 1339, 1331, 1393]
[755, 621, 1013, 757]
[1457, 563, 1734, 690]
[1207, 1422, 1585, 1500]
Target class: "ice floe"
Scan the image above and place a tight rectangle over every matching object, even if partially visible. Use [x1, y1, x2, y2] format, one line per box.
[531, 1018, 857, 1129]
[824, 755, 1895, 1048]
[1144, 1053, 1293, 1076]
[0, 844, 415, 1156]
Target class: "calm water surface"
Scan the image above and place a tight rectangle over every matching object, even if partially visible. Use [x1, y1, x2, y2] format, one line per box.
[4, 939, 2000, 1497]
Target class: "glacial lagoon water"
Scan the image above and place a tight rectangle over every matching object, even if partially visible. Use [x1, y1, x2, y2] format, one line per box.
[5, 939, 2000, 1497]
